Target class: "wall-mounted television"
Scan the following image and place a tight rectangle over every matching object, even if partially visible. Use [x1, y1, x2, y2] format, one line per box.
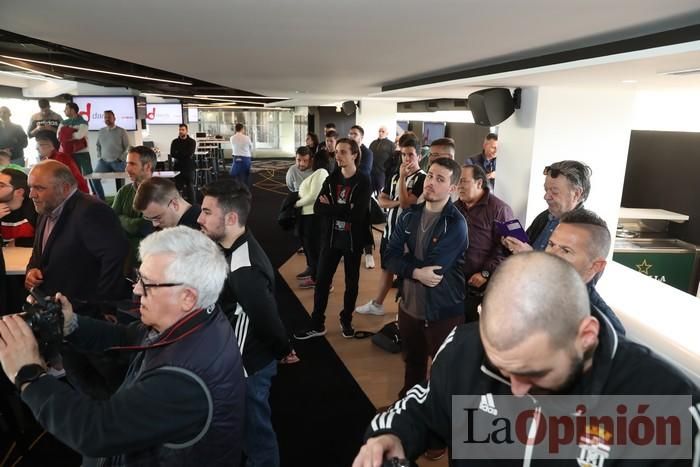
[145, 103, 183, 125]
[422, 121, 446, 145]
[72, 96, 137, 131]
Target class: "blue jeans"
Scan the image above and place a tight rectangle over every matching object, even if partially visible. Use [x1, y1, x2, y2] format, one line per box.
[94, 158, 127, 193]
[244, 359, 279, 467]
[230, 156, 251, 186]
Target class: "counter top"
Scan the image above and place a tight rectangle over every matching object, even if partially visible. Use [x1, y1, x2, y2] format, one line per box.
[618, 207, 689, 223]
[598, 261, 700, 385]
[614, 238, 697, 252]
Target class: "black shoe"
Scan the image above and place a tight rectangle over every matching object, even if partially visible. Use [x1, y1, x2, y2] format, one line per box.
[339, 319, 355, 339]
[296, 268, 312, 280]
[293, 326, 326, 340]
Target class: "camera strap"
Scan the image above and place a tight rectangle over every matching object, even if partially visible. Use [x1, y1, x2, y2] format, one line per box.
[106, 307, 212, 353]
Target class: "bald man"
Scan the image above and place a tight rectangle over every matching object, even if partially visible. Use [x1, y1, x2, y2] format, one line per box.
[354, 252, 700, 467]
[26, 160, 130, 312]
[369, 125, 394, 192]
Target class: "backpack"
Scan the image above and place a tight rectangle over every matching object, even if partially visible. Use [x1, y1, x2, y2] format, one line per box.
[371, 321, 401, 354]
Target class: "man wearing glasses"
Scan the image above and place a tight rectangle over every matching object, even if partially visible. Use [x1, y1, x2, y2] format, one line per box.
[132, 177, 202, 230]
[0, 227, 246, 466]
[503, 160, 591, 254]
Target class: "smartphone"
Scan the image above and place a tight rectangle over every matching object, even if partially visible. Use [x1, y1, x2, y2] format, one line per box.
[495, 219, 529, 244]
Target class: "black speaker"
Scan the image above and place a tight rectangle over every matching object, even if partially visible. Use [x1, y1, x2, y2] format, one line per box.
[341, 100, 357, 116]
[468, 88, 515, 126]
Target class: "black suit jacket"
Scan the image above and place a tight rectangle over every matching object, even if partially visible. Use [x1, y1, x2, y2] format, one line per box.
[28, 192, 130, 309]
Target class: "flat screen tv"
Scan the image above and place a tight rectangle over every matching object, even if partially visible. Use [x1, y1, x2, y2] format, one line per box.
[145, 103, 183, 125]
[72, 96, 137, 131]
[422, 121, 446, 145]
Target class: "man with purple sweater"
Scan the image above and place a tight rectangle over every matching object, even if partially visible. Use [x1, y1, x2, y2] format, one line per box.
[454, 164, 514, 322]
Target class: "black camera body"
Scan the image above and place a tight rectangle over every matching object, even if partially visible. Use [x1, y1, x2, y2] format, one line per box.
[20, 289, 64, 361]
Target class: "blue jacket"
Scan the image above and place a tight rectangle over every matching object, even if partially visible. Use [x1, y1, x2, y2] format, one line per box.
[385, 201, 468, 322]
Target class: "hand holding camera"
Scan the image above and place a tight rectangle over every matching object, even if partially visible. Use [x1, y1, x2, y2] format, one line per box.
[0, 314, 45, 384]
[0, 288, 72, 385]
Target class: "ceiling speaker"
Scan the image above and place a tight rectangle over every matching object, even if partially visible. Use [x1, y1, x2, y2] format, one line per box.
[468, 88, 515, 126]
[341, 100, 357, 116]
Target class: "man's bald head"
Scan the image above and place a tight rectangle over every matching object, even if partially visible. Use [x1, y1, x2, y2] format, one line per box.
[30, 159, 76, 187]
[481, 252, 590, 352]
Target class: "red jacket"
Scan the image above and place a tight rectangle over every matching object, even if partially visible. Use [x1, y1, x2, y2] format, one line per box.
[49, 150, 90, 194]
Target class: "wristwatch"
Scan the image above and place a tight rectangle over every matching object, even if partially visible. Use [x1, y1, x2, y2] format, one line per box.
[14, 364, 46, 391]
[480, 270, 491, 279]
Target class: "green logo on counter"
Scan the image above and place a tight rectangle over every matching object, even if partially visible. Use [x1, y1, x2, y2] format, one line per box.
[635, 259, 653, 275]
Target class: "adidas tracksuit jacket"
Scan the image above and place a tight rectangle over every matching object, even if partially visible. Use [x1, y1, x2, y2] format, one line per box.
[366, 309, 700, 466]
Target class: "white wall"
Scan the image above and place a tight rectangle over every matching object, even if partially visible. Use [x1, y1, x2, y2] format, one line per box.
[493, 87, 539, 223]
[356, 100, 398, 144]
[498, 86, 635, 237]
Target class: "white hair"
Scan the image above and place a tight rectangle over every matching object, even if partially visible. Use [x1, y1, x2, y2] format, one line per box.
[139, 226, 227, 309]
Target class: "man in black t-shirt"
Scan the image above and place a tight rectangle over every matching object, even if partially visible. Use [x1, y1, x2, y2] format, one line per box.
[170, 124, 197, 202]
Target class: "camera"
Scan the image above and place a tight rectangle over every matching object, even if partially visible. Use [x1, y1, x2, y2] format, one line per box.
[20, 288, 64, 361]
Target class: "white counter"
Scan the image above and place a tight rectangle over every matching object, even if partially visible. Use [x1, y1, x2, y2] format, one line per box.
[598, 261, 700, 385]
[618, 207, 689, 223]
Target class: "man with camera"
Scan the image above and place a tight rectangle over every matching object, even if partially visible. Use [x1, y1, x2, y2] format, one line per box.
[0, 227, 246, 466]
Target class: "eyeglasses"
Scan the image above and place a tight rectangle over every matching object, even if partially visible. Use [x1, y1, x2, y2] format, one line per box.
[142, 199, 173, 223]
[0, 182, 13, 190]
[127, 269, 184, 298]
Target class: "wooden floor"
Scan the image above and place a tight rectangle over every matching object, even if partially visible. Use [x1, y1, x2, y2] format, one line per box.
[279, 229, 449, 466]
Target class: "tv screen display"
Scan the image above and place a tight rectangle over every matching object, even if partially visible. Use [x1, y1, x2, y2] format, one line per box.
[145, 103, 183, 125]
[422, 121, 446, 145]
[72, 96, 137, 131]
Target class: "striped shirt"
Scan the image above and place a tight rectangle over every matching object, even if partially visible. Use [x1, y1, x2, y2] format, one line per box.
[382, 169, 426, 240]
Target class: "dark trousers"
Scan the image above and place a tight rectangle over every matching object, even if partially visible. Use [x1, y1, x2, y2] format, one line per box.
[243, 360, 279, 467]
[175, 169, 196, 203]
[398, 309, 464, 398]
[464, 286, 484, 323]
[299, 214, 321, 279]
[311, 245, 362, 328]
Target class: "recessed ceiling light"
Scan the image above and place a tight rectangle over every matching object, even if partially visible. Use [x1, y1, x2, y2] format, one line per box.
[1, 55, 192, 85]
[621, 80, 637, 84]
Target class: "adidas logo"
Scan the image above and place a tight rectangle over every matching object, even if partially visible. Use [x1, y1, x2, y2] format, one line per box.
[479, 393, 498, 416]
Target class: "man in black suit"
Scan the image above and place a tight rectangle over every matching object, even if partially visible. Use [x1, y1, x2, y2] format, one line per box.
[25, 160, 131, 397]
[25, 160, 130, 312]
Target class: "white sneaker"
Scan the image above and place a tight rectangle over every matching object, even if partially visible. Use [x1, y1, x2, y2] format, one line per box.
[355, 300, 385, 316]
[364, 254, 375, 269]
